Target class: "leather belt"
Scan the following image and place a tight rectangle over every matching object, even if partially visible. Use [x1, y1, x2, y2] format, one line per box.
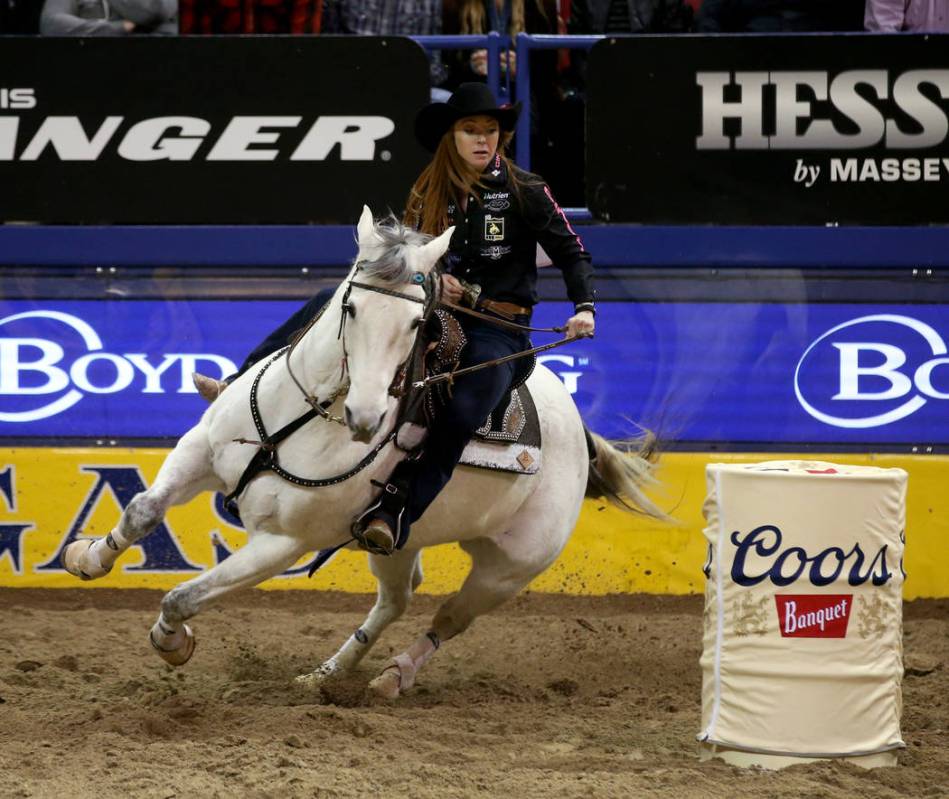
[478, 299, 532, 320]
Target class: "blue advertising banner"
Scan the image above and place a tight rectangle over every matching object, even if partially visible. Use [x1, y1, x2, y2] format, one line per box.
[0, 300, 946, 445]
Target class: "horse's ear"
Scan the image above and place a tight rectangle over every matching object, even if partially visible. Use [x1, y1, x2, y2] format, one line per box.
[356, 205, 374, 246]
[420, 225, 455, 272]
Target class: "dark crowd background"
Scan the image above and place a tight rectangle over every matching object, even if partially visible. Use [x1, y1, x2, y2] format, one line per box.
[1, 0, 925, 206]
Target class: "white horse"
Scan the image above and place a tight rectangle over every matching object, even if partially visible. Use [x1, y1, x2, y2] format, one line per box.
[63, 207, 663, 699]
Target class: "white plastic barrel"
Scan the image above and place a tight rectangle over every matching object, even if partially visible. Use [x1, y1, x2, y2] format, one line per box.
[698, 460, 906, 769]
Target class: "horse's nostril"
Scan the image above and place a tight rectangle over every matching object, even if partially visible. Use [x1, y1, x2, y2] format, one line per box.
[344, 406, 354, 427]
[377, 410, 387, 429]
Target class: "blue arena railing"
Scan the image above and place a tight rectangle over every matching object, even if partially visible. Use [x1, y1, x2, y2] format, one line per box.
[513, 32, 599, 172]
[3, 224, 949, 268]
[413, 32, 510, 102]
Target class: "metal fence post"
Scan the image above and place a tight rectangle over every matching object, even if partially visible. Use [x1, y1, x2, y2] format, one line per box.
[514, 32, 532, 168]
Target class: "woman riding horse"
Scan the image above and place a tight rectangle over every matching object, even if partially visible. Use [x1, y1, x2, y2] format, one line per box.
[195, 82, 596, 556]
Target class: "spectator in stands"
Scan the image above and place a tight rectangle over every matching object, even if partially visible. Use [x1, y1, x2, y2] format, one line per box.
[322, 0, 442, 34]
[40, 0, 177, 33]
[320, 0, 449, 92]
[695, 0, 863, 31]
[179, 0, 346, 36]
[442, 0, 558, 87]
[865, 0, 949, 31]
[569, 0, 692, 34]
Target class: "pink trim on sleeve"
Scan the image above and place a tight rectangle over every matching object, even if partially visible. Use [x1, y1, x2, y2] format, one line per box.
[543, 185, 584, 248]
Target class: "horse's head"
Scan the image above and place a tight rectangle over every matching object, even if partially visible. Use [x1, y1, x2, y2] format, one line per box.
[341, 205, 454, 443]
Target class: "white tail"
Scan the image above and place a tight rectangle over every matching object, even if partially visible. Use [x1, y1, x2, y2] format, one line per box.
[585, 429, 669, 520]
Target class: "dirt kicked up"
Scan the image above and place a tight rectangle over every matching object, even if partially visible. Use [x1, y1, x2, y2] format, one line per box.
[0, 589, 945, 799]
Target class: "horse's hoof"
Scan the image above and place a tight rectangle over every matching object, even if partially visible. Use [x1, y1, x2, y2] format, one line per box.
[295, 661, 340, 690]
[63, 539, 111, 581]
[149, 624, 195, 667]
[368, 665, 402, 700]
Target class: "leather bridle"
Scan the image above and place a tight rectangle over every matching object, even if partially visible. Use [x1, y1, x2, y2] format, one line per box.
[223, 264, 439, 517]
[283, 262, 436, 423]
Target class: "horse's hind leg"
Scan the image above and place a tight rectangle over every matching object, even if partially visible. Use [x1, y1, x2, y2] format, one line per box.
[297, 548, 422, 688]
[149, 529, 306, 666]
[369, 529, 564, 700]
[63, 425, 221, 581]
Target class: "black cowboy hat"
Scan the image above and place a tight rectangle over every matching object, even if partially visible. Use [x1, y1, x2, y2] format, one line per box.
[415, 82, 522, 152]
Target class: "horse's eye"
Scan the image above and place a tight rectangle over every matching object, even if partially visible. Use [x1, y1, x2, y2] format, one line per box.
[345, 302, 356, 320]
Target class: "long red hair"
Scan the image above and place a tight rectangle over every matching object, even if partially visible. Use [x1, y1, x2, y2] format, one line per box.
[404, 127, 517, 235]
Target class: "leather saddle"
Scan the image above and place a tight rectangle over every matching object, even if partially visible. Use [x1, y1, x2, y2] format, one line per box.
[397, 309, 542, 475]
[464, 383, 542, 474]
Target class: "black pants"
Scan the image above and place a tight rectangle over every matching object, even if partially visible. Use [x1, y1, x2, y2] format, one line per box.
[390, 314, 529, 535]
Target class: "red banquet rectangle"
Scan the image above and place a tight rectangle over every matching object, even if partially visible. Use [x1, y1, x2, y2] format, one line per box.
[775, 594, 853, 638]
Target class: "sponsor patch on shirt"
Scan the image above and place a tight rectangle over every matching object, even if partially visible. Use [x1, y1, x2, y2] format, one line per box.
[484, 215, 505, 241]
[480, 245, 512, 260]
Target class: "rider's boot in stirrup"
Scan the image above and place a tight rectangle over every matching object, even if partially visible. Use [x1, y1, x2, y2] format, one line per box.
[360, 517, 396, 556]
[352, 479, 410, 556]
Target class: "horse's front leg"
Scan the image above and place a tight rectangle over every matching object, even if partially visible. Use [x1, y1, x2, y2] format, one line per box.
[368, 526, 565, 700]
[296, 548, 421, 688]
[63, 425, 220, 580]
[149, 529, 306, 666]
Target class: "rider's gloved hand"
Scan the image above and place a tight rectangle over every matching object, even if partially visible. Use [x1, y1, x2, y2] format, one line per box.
[440, 273, 465, 305]
[565, 310, 595, 339]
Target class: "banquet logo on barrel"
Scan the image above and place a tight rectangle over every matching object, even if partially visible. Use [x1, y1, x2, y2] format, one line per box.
[794, 314, 948, 429]
[730, 525, 893, 588]
[775, 594, 853, 638]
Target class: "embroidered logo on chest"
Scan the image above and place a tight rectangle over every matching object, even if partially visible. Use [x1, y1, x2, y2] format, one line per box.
[481, 245, 512, 260]
[484, 215, 505, 242]
[484, 192, 511, 212]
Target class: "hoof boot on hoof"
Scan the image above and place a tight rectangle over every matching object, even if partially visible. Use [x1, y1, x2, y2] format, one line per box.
[63, 539, 111, 581]
[368, 666, 402, 700]
[150, 624, 196, 667]
[295, 673, 321, 690]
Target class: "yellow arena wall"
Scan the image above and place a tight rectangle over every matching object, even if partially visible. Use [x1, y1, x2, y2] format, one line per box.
[0, 447, 945, 598]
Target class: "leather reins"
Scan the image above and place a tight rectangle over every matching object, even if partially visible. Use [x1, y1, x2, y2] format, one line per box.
[413, 297, 592, 391]
[224, 265, 589, 515]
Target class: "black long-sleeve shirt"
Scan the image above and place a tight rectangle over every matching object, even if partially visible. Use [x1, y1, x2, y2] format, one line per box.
[445, 155, 595, 308]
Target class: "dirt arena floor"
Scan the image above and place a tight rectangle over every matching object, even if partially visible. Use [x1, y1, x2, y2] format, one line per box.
[0, 589, 945, 799]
